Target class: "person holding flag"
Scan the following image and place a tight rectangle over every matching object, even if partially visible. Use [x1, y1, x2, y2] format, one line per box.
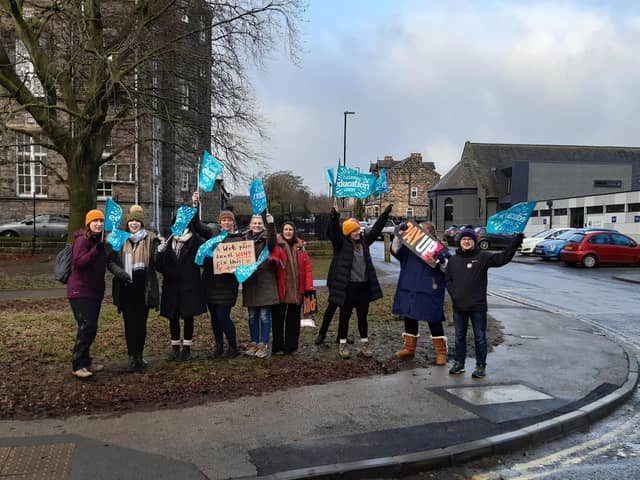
[191, 192, 244, 358]
[328, 200, 392, 359]
[155, 207, 207, 361]
[445, 227, 523, 378]
[241, 213, 278, 358]
[106, 205, 161, 372]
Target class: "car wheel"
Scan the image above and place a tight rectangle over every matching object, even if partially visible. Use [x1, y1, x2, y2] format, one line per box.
[478, 240, 489, 250]
[581, 254, 597, 268]
[0, 230, 18, 237]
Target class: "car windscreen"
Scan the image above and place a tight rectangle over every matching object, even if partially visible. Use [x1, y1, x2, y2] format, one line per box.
[567, 233, 585, 243]
[556, 230, 576, 240]
[533, 229, 552, 238]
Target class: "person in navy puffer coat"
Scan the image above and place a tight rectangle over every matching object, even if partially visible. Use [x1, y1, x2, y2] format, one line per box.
[391, 221, 450, 365]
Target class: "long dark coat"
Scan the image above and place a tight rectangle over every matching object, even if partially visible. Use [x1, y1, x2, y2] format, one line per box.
[107, 233, 161, 312]
[155, 232, 207, 319]
[242, 223, 279, 308]
[192, 218, 242, 306]
[326, 209, 390, 307]
[391, 244, 446, 323]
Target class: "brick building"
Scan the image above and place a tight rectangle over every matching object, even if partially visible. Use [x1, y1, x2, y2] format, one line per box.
[364, 153, 441, 221]
[0, 1, 228, 233]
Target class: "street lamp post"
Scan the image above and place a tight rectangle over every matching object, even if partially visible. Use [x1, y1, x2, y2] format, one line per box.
[342, 110, 355, 208]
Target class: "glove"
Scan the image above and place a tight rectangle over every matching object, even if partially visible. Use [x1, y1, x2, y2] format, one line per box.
[514, 232, 524, 246]
[398, 222, 409, 232]
[434, 251, 447, 264]
[116, 271, 132, 284]
[157, 238, 168, 253]
[383, 204, 393, 215]
[266, 213, 274, 224]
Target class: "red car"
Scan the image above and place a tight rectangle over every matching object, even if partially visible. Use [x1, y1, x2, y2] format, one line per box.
[560, 231, 640, 268]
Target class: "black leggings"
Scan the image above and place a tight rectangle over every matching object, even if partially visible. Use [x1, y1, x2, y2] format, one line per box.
[404, 318, 444, 337]
[338, 282, 370, 340]
[69, 297, 102, 371]
[272, 303, 301, 354]
[318, 301, 338, 337]
[169, 316, 194, 342]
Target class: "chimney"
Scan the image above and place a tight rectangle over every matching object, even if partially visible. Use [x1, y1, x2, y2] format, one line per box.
[383, 155, 393, 162]
[410, 152, 422, 160]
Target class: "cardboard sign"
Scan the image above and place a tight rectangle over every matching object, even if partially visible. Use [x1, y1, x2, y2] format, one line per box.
[213, 240, 256, 274]
[397, 221, 445, 267]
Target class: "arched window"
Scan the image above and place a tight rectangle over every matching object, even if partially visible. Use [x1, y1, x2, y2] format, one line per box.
[444, 197, 453, 222]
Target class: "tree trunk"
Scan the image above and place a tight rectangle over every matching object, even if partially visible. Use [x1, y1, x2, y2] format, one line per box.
[66, 154, 99, 241]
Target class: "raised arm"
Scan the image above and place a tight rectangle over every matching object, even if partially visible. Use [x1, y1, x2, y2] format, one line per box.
[364, 204, 392, 246]
[488, 233, 524, 268]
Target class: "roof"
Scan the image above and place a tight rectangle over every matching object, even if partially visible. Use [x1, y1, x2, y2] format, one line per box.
[430, 142, 640, 195]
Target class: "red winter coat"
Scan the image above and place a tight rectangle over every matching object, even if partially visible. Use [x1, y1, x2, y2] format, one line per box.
[271, 235, 313, 305]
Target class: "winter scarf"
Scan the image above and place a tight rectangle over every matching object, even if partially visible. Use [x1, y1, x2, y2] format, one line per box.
[171, 230, 193, 258]
[122, 229, 149, 276]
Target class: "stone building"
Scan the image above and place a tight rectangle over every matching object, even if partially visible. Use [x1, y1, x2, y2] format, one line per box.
[0, 1, 228, 233]
[428, 141, 640, 233]
[364, 152, 441, 221]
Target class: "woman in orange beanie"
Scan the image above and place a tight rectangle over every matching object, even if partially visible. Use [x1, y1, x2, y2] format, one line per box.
[327, 201, 392, 359]
[67, 209, 106, 379]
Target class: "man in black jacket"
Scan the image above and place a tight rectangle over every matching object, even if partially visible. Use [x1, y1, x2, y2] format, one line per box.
[444, 228, 523, 378]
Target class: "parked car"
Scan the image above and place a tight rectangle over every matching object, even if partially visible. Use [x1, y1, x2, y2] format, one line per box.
[560, 231, 640, 268]
[519, 228, 573, 255]
[444, 225, 460, 245]
[473, 226, 516, 250]
[451, 224, 477, 247]
[365, 219, 398, 239]
[533, 228, 618, 260]
[0, 214, 69, 238]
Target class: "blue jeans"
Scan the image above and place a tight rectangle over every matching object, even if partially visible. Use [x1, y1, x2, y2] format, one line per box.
[207, 303, 236, 348]
[248, 306, 272, 345]
[453, 310, 487, 366]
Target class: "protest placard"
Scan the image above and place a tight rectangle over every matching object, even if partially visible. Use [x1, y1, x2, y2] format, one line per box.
[397, 221, 445, 267]
[213, 240, 256, 274]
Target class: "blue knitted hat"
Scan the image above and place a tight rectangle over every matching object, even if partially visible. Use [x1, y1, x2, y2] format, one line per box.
[459, 229, 477, 242]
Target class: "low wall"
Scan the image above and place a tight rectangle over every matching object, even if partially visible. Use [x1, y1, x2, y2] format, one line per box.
[0, 237, 67, 255]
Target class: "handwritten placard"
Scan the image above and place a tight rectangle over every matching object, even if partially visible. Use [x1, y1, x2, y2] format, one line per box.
[213, 240, 256, 274]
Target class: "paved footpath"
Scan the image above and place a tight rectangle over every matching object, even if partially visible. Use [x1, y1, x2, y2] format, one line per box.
[0, 255, 637, 479]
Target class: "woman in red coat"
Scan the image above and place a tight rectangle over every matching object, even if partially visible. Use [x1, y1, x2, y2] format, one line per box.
[271, 221, 314, 355]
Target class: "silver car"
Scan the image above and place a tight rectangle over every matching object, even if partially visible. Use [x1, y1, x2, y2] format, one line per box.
[0, 214, 69, 238]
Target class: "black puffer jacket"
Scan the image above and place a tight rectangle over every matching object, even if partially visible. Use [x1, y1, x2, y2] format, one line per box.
[192, 217, 242, 306]
[326, 208, 390, 307]
[445, 235, 521, 312]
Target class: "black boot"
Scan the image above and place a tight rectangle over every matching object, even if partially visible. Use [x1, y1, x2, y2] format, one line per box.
[180, 345, 193, 361]
[167, 345, 180, 361]
[222, 345, 239, 358]
[207, 344, 224, 359]
[136, 353, 148, 369]
[127, 355, 138, 372]
[314, 332, 326, 345]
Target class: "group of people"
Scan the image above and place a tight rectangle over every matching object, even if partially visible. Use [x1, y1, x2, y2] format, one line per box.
[66, 196, 523, 381]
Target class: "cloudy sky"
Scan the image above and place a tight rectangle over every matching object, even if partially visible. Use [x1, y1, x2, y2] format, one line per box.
[245, 0, 640, 194]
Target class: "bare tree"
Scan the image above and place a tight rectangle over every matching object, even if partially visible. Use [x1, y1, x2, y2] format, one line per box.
[263, 170, 310, 214]
[0, 0, 304, 235]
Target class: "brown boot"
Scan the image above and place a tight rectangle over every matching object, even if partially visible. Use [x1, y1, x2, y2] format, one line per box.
[432, 336, 448, 366]
[394, 333, 418, 360]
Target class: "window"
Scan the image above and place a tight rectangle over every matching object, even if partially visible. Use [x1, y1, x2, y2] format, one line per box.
[97, 182, 113, 199]
[611, 234, 635, 247]
[181, 171, 190, 191]
[15, 40, 43, 97]
[406, 207, 413, 218]
[506, 176, 512, 194]
[16, 134, 47, 197]
[199, 16, 207, 42]
[180, 8, 189, 23]
[553, 208, 567, 216]
[530, 210, 539, 217]
[589, 234, 610, 245]
[605, 204, 625, 213]
[628, 203, 640, 212]
[179, 81, 190, 110]
[444, 198, 453, 222]
[410, 187, 418, 199]
[586, 206, 603, 214]
[594, 180, 622, 188]
[539, 209, 551, 216]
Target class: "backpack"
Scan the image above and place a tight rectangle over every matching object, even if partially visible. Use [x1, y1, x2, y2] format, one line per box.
[54, 244, 72, 284]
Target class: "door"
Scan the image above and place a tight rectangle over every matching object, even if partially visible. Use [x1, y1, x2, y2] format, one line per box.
[610, 234, 638, 264]
[570, 208, 584, 228]
[589, 233, 613, 263]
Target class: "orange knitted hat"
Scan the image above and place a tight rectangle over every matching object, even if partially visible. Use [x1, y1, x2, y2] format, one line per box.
[85, 209, 104, 225]
[342, 218, 360, 236]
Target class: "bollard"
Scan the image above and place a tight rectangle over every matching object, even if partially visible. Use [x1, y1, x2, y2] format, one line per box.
[383, 233, 391, 263]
